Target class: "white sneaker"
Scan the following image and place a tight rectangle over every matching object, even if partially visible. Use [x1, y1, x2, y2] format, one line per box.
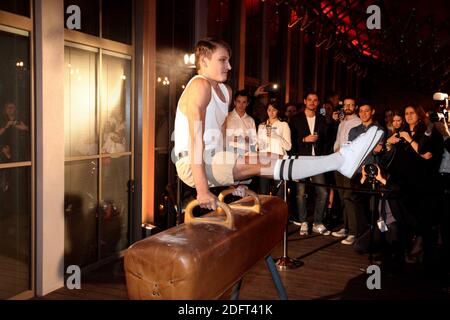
[341, 235, 355, 245]
[338, 127, 383, 178]
[312, 223, 331, 235]
[299, 222, 309, 236]
[331, 228, 348, 238]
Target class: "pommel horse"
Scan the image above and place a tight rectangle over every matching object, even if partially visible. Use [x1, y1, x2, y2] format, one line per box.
[124, 189, 288, 300]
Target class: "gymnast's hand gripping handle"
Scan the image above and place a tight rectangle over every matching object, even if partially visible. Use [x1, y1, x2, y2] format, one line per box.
[218, 188, 261, 214]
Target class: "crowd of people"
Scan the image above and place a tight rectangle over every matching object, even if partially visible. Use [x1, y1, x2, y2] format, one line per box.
[223, 86, 450, 283]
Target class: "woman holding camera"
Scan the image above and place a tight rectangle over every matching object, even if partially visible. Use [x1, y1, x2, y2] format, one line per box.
[257, 103, 291, 196]
[386, 104, 443, 266]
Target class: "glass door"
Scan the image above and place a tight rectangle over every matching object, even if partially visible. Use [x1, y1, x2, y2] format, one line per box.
[64, 43, 133, 267]
[0, 26, 32, 299]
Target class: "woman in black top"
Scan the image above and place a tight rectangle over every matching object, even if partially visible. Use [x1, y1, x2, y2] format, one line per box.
[386, 104, 443, 265]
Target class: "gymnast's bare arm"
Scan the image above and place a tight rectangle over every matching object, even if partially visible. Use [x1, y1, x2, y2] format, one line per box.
[180, 77, 218, 210]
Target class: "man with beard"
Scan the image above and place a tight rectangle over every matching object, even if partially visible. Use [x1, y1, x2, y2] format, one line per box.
[290, 91, 331, 236]
[331, 98, 362, 240]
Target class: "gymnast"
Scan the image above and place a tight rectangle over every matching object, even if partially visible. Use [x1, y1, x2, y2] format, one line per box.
[173, 38, 383, 210]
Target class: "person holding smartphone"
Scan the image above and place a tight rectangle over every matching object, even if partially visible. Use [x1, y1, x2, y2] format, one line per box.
[257, 102, 291, 196]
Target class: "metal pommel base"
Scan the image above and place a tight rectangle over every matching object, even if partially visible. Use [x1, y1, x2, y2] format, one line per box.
[274, 256, 304, 270]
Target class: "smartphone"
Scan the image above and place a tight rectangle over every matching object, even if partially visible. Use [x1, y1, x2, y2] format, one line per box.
[264, 83, 279, 93]
[319, 107, 326, 116]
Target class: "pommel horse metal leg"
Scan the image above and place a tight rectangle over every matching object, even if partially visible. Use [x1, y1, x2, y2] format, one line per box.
[230, 256, 288, 300]
[230, 280, 242, 300]
[275, 181, 303, 270]
[266, 255, 288, 300]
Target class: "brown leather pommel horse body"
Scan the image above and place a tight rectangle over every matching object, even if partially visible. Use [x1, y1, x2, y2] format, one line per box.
[124, 189, 288, 300]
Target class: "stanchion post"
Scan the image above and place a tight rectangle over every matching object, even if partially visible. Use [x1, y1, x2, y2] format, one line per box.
[176, 176, 182, 226]
[368, 181, 377, 265]
[275, 181, 303, 270]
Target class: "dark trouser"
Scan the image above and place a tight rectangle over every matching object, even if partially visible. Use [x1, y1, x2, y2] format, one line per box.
[259, 177, 283, 198]
[335, 171, 351, 228]
[441, 174, 450, 284]
[296, 173, 328, 224]
[344, 173, 369, 236]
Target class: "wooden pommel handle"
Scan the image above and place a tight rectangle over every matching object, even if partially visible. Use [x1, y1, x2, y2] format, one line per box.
[184, 199, 235, 230]
[218, 188, 261, 214]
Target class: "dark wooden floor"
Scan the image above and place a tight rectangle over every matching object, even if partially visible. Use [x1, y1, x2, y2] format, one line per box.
[0, 254, 29, 299]
[37, 224, 450, 300]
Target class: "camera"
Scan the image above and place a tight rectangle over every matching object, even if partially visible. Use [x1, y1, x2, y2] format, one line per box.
[333, 105, 345, 121]
[430, 92, 449, 123]
[394, 128, 406, 142]
[364, 163, 379, 182]
[339, 108, 345, 121]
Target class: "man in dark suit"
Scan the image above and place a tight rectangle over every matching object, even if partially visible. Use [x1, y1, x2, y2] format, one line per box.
[290, 91, 331, 236]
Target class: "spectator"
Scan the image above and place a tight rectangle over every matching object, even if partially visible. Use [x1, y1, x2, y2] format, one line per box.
[434, 118, 450, 288]
[0, 101, 29, 163]
[332, 97, 362, 238]
[334, 103, 385, 245]
[384, 109, 394, 136]
[386, 104, 443, 267]
[257, 102, 291, 196]
[225, 90, 257, 156]
[322, 91, 341, 125]
[290, 91, 331, 236]
[284, 102, 298, 123]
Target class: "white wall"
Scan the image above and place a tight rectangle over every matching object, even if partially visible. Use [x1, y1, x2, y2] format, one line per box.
[35, 0, 65, 296]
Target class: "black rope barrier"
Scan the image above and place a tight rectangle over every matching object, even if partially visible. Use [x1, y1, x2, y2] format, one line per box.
[278, 179, 391, 195]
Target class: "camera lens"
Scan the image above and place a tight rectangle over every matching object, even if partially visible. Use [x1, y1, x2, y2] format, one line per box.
[365, 163, 378, 177]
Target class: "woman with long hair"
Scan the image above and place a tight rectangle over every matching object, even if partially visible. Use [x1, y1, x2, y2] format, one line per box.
[385, 109, 405, 152]
[257, 102, 291, 196]
[387, 104, 443, 265]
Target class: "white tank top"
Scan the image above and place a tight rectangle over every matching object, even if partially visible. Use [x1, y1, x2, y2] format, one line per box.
[174, 75, 230, 155]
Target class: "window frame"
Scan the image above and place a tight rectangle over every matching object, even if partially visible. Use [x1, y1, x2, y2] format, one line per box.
[63, 35, 135, 267]
[0, 4, 35, 300]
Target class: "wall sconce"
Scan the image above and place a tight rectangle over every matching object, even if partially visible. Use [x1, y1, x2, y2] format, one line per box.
[184, 53, 196, 68]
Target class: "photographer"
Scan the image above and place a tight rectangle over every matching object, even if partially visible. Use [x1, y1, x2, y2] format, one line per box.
[358, 164, 416, 273]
